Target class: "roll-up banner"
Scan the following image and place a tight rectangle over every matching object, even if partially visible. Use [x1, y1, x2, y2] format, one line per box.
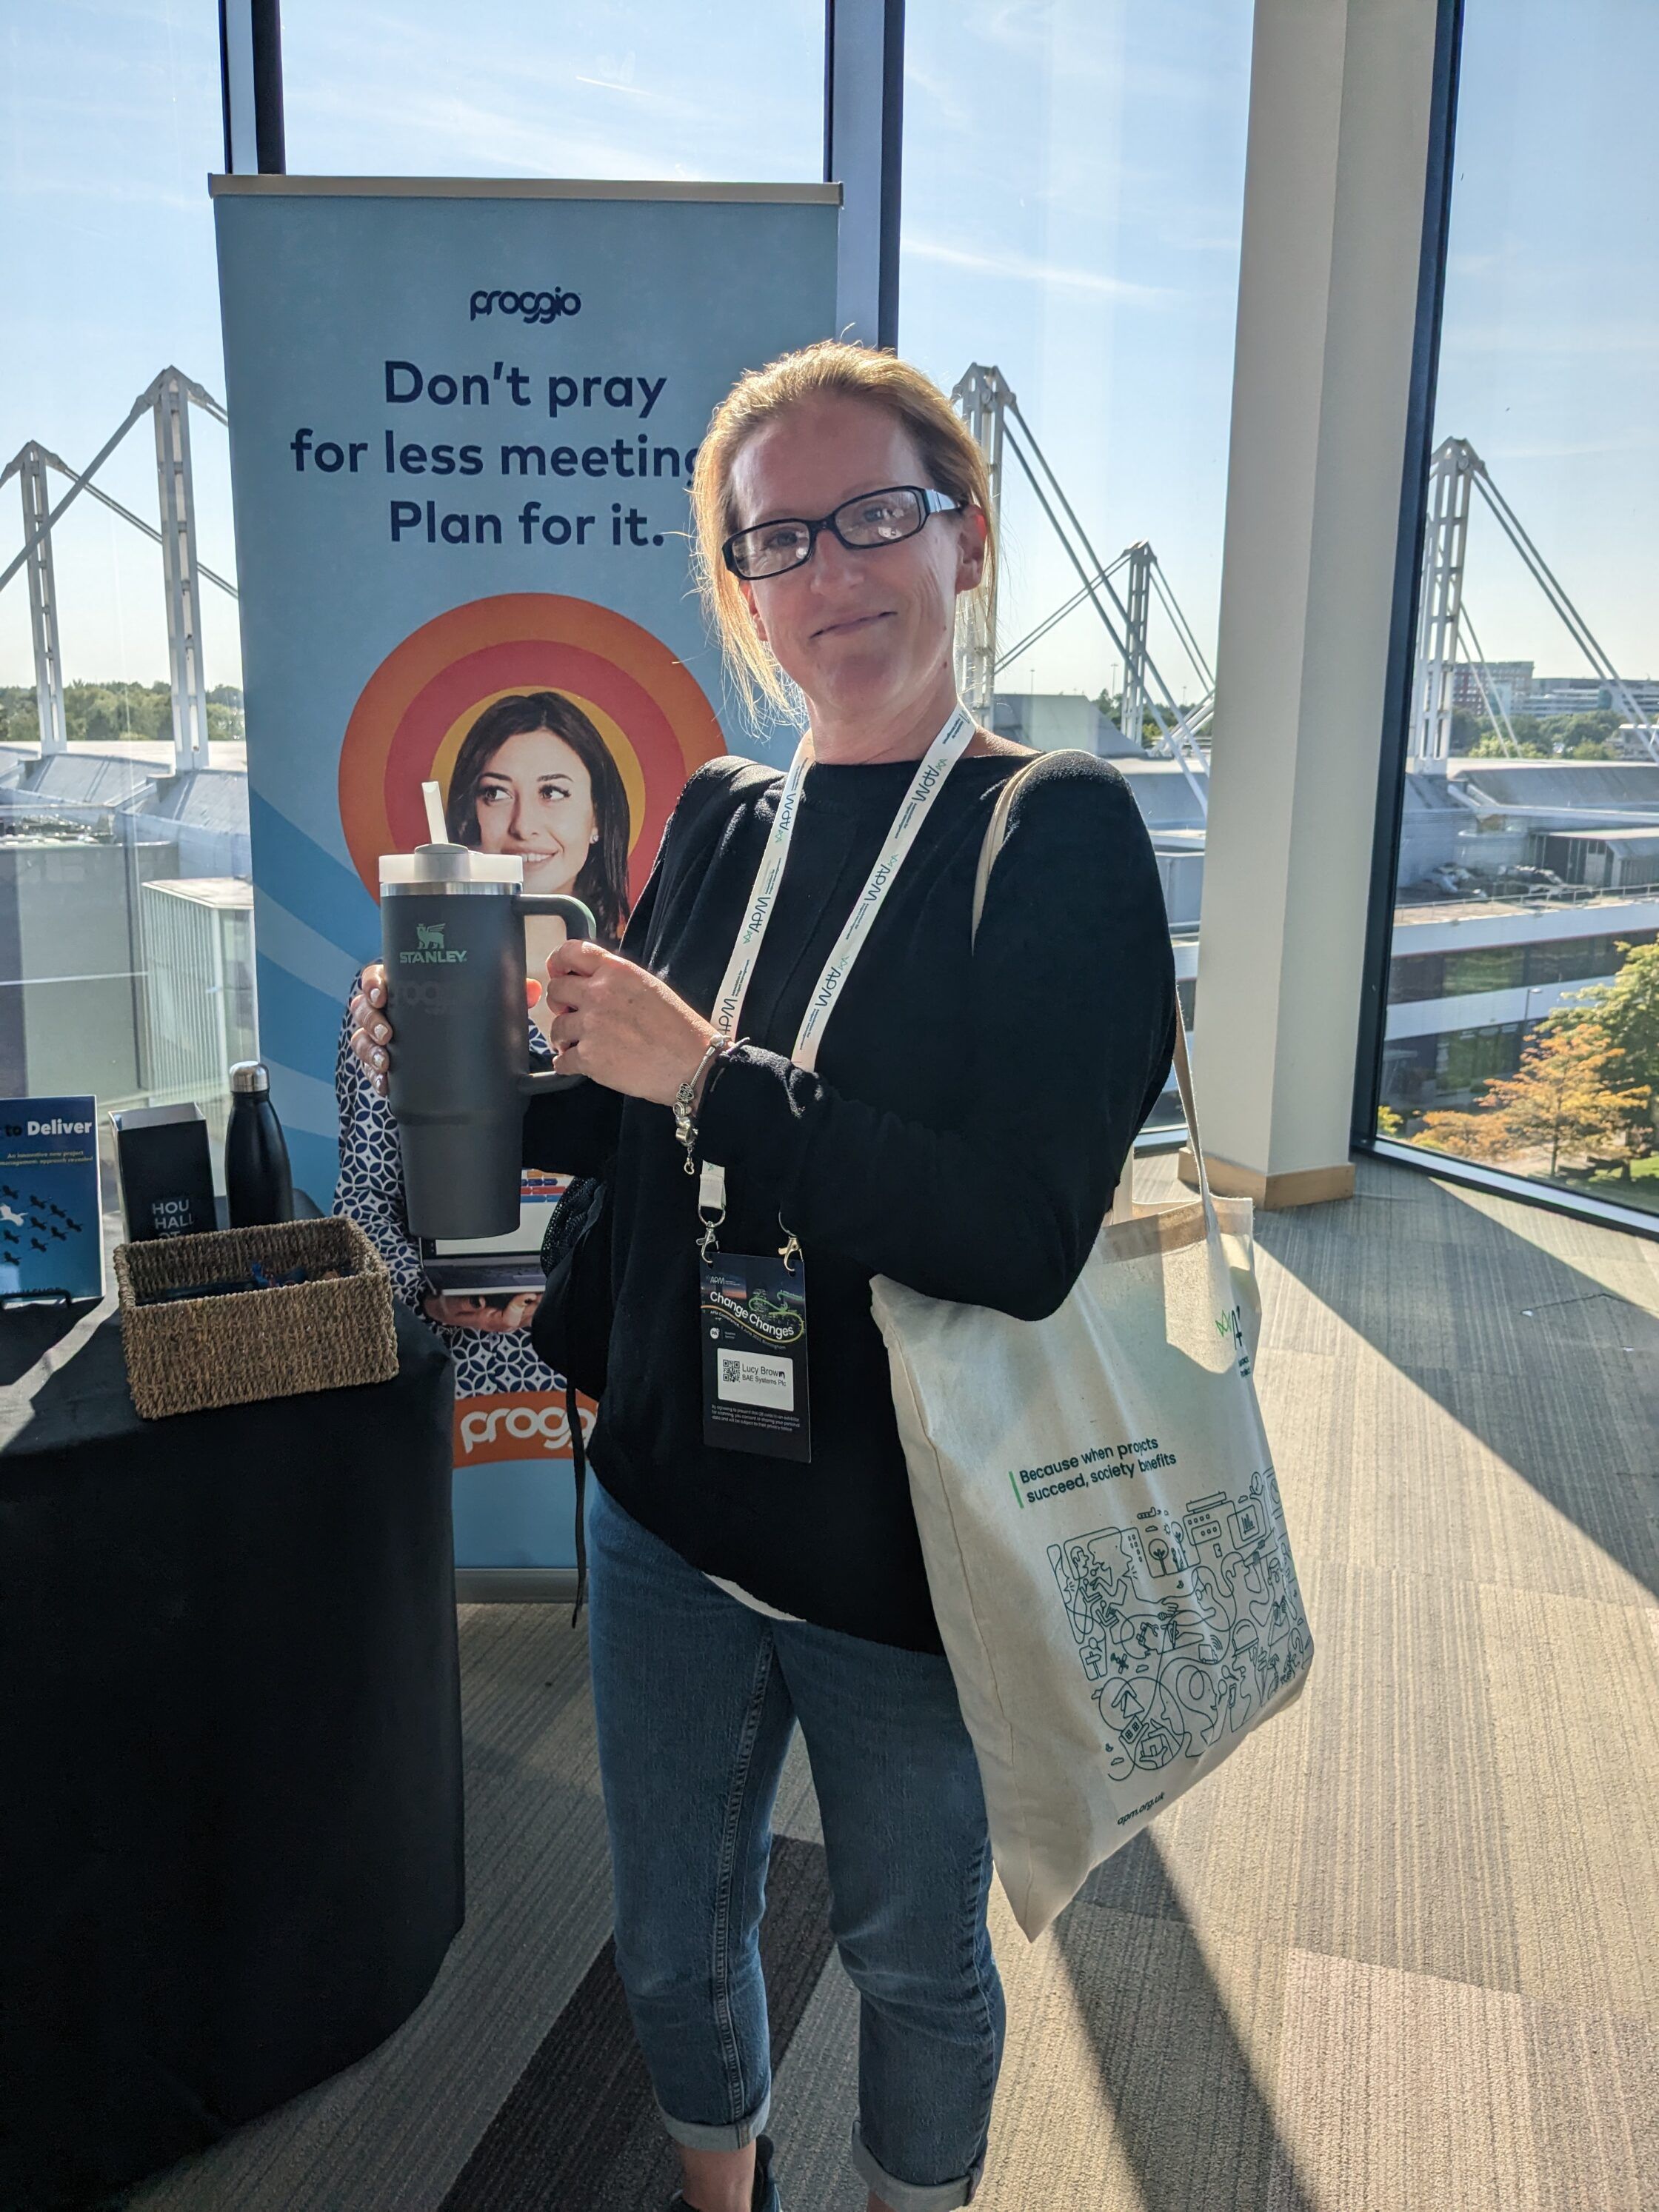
[213, 178, 838, 1571]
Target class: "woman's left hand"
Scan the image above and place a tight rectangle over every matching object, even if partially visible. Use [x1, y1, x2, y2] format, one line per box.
[543, 939, 718, 1106]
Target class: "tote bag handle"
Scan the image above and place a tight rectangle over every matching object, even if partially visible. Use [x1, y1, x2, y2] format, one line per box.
[970, 755, 1217, 1224]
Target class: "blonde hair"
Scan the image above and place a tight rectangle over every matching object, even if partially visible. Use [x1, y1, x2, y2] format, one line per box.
[690, 340, 996, 720]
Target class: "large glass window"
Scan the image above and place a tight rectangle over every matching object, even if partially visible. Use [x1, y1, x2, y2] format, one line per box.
[1374, 0, 1659, 1215]
[279, 1, 824, 181]
[3, 0, 1248, 1207]
[0, 3, 823, 1232]
[0, 2, 247, 1189]
[900, 0, 1253, 1129]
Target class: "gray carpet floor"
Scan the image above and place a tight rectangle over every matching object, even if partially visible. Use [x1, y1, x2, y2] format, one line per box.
[131, 1152, 1659, 2211]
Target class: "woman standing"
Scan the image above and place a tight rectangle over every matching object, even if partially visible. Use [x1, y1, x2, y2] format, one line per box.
[351, 341, 1175, 2212]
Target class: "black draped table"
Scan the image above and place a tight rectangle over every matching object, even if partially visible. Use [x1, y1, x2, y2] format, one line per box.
[0, 1299, 464, 2208]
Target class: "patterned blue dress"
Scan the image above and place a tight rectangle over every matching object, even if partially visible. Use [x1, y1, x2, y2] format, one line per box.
[333, 972, 565, 1398]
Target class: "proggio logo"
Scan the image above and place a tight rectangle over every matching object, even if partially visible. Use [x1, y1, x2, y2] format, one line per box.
[469, 287, 581, 324]
[455, 1392, 595, 1463]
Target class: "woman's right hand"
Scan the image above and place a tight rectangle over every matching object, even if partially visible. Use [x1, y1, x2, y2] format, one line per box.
[348, 963, 393, 1097]
[348, 963, 547, 1098]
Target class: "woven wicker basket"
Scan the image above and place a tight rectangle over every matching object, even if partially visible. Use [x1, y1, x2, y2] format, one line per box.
[113, 1216, 398, 1420]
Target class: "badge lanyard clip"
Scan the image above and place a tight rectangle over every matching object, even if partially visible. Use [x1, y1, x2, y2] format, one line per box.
[697, 1161, 727, 1263]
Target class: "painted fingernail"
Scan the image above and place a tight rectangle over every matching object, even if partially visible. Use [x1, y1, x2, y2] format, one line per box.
[374, 1023, 390, 1042]
[371, 1049, 387, 1070]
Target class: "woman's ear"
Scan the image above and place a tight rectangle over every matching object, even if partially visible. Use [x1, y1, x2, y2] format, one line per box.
[955, 507, 989, 596]
[738, 577, 769, 646]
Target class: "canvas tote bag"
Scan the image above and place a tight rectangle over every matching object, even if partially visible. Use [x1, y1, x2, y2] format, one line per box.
[869, 763, 1314, 1939]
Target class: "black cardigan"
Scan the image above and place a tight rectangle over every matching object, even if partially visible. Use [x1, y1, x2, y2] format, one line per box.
[524, 745, 1177, 1651]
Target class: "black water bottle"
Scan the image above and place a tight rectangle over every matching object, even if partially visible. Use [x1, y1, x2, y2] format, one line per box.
[225, 1061, 293, 1226]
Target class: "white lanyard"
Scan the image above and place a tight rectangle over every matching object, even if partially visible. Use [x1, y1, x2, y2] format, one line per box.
[710, 702, 975, 1076]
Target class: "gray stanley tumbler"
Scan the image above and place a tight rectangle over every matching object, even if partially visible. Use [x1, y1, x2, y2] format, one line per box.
[380, 839, 593, 1240]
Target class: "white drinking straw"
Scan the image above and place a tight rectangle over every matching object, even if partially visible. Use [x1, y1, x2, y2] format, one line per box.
[421, 780, 448, 845]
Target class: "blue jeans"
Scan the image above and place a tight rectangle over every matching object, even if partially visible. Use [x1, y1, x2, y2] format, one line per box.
[587, 1481, 1006, 2212]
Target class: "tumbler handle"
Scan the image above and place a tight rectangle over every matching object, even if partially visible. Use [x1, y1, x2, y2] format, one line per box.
[518, 892, 594, 935]
[518, 893, 595, 1096]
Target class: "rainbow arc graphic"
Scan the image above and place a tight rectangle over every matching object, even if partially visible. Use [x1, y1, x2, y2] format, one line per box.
[338, 594, 725, 900]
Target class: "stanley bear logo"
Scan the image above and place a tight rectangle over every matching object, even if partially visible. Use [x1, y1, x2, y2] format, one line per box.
[401, 920, 467, 966]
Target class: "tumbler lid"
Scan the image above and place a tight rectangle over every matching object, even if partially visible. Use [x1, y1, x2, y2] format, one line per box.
[229, 1060, 270, 1095]
[379, 841, 523, 889]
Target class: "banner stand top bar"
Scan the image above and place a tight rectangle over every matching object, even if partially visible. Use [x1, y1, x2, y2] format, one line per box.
[209, 175, 843, 204]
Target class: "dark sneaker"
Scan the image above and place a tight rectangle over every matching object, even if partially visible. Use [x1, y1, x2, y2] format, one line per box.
[668, 2134, 781, 2212]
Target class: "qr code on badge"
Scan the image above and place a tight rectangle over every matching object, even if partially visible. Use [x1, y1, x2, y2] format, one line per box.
[721, 1356, 742, 1386]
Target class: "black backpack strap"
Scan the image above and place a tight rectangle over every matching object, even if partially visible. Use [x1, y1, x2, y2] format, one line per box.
[554, 761, 767, 1627]
[643, 758, 782, 959]
[568, 1372, 588, 1627]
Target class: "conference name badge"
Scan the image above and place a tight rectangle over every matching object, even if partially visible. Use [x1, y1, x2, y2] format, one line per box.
[699, 1252, 810, 1463]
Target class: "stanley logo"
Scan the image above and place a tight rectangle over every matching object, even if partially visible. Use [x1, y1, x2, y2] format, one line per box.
[401, 920, 467, 966]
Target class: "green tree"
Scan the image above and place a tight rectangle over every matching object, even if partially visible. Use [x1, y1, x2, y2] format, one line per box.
[1509, 713, 1552, 754]
[1552, 709, 1621, 761]
[1415, 1015, 1649, 1174]
[1447, 706, 1483, 755]
[1557, 708, 1621, 745]
[0, 689, 39, 747]
[1470, 712, 1552, 759]
[70, 686, 127, 744]
[1, 680, 204, 748]
[1560, 942, 1659, 1149]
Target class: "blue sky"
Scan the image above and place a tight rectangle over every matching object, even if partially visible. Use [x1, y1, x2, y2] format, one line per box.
[1, 0, 1653, 699]
[1432, 0, 1659, 690]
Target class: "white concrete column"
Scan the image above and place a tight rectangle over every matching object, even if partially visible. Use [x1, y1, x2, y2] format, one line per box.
[1183, 0, 1443, 1208]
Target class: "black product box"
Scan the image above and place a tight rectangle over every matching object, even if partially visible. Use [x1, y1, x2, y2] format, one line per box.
[110, 1104, 217, 1240]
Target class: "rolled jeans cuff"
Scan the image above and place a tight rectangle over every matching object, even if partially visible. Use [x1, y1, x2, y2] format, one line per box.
[655, 2087, 771, 2153]
[852, 2126, 984, 2212]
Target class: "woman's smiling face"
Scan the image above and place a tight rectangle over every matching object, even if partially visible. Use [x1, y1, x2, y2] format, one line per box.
[473, 727, 596, 892]
[730, 392, 984, 733]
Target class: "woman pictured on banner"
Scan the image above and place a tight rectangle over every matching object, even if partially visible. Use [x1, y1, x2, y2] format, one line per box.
[336, 687, 630, 1355]
[350, 341, 1176, 2212]
[445, 689, 632, 1043]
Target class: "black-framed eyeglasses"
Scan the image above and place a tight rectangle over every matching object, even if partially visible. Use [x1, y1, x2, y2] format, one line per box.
[721, 485, 965, 581]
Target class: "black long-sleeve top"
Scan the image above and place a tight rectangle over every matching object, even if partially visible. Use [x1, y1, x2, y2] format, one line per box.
[523, 744, 1177, 1651]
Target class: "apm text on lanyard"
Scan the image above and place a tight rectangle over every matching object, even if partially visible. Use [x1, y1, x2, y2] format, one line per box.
[694, 701, 976, 1464]
[709, 700, 977, 1074]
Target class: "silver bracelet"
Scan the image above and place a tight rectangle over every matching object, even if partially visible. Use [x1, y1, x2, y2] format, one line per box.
[672, 1036, 730, 1174]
